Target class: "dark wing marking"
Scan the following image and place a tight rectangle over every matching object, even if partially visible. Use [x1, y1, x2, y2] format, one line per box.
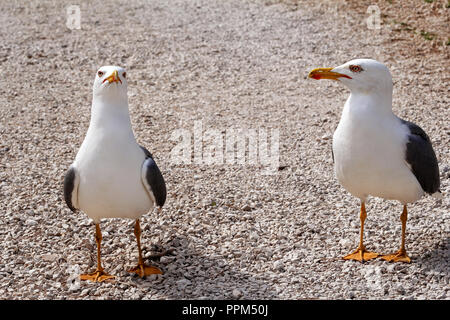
[401, 119, 440, 195]
[63, 165, 78, 212]
[140, 145, 166, 207]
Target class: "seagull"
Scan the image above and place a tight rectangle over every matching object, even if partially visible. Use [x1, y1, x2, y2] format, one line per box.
[308, 59, 441, 263]
[63, 66, 167, 281]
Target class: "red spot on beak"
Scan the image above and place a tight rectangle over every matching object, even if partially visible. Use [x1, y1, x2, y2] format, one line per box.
[102, 70, 122, 84]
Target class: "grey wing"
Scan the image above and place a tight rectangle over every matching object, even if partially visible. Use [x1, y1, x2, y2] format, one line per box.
[401, 119, 440, 195]
[63, 165, 80, 212]
[140, 146, 167, 207]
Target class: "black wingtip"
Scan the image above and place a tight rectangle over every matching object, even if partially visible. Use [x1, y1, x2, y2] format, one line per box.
[63, 167, 77, 212]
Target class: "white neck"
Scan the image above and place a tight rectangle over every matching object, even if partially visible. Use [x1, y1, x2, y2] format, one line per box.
[83, 96, 137, 149]
[90, 96, 132, 128]
[345, 88, 394, 118]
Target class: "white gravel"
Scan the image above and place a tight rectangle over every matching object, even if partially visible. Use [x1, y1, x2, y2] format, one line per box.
[0, 0, 448, 299]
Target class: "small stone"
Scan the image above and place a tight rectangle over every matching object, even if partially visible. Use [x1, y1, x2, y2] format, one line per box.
[273, 260, 284, 272]
[384, 284, 390, 295]
[25, 219, 38, 226]
[232, 289, 242, 298]
[177, 278, 191, 287]
[41, 254, 58, 262]
[396, 285, 406, 295]
[172, 239, 181, 247]
[249, 232, 259, 240]
[160, 256, 172, 264]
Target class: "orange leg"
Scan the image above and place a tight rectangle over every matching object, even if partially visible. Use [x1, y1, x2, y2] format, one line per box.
[128, 219, 163, 277]
[343, 202, 379, 262]
[80, 223, 115, 282]
[381, 205, 411, 263]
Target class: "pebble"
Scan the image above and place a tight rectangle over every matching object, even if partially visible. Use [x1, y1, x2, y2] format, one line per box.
[25, 219, 38, 226]
[396, 285, 406, 295]
[177, 278, 191, 288]
[41, 254, 58, 262]
[232, 289, 243, 299]
[160, 256, 172, 264]
[273, 260, 284, 272]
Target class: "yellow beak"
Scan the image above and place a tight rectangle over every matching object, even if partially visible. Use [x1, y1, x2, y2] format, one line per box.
[103, 70, 122, 84]
[308, 67, 352, 80]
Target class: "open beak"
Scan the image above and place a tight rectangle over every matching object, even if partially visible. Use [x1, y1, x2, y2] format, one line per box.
[103, 70, 122, 84]
[308, 67, 352, 80]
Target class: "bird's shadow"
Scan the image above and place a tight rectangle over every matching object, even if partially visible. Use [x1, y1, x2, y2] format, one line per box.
[129, 234, 280, 299]
[416, 237, 449, 276]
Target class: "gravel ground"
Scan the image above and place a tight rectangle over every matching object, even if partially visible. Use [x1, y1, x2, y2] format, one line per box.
[0, 0, 448, 300]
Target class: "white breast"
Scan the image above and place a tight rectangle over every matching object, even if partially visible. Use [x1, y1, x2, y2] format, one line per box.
[332, 96, 423, 204]
[74, 122, 152, 222]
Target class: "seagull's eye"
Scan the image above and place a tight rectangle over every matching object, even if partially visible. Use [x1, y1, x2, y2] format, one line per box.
[97, 71, 104, 77]
[349, 65, 363, 73]
[122, 72, 126, 78]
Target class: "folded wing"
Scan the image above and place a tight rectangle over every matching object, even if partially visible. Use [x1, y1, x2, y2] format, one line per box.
[140, 146, 167, 208]
[63, 165, 80, 212]
[401, 119, 440, 195]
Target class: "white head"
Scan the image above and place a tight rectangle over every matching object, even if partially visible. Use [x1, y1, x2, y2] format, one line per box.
[309, 59, 393, 95]
[93, 66, 128, 103]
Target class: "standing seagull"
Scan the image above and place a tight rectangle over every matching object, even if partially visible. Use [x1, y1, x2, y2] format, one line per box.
[308, 59, 441, 263]
[64, 66, 167, 281]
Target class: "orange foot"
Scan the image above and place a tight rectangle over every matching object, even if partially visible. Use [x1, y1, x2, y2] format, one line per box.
[80, 269, 115, 282]
[128, 263, 163, 278]
[343, 247, 379, 262]
[381, 250, 411, 263]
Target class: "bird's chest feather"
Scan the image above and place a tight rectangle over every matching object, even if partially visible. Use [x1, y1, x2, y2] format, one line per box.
[75, 129, 146, 202]
[332, 104, 407, 188]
